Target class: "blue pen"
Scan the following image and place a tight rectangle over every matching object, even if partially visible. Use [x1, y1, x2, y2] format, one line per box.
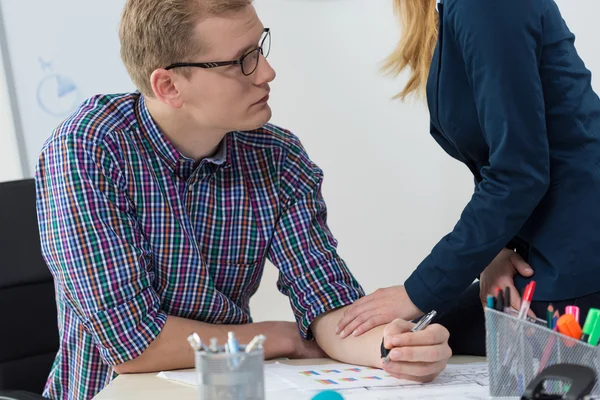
[552, 310, 560, 330]
[226, 331, 240, 368]
[487, 295, 495, 309]
[227, 331, 240, 353]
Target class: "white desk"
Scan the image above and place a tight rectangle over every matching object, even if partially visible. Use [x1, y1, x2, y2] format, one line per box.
[93, 356, 485, 399]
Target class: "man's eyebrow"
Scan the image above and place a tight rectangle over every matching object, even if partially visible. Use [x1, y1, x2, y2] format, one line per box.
[232, 30, 264, 58]
[233, 43, 256, 58]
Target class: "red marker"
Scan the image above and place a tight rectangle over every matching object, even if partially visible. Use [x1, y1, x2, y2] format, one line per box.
[518, 281, 536, 319]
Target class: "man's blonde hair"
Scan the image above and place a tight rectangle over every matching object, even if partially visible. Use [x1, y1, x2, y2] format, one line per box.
[120, 0, 252, 97]
[382, 0, 438, 100]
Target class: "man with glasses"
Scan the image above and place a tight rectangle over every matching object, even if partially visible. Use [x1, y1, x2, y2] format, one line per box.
[35, 1, 452, 398]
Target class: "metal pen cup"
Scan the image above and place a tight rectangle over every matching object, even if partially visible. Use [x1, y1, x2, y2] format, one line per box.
[194, 345, 265, 400]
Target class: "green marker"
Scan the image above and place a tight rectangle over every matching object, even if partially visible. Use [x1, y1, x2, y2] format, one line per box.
[581, 308, 600, 344]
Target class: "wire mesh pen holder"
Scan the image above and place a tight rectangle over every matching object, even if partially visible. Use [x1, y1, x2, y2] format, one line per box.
[485, 308, 600, 398]
[194, 345, 265, 400]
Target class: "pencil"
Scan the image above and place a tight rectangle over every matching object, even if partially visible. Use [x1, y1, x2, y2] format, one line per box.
[547, 304, 554, 329]
[552, 310, 560, 330]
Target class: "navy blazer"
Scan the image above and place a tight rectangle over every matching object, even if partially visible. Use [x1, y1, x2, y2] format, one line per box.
[405, 0, 600, 313]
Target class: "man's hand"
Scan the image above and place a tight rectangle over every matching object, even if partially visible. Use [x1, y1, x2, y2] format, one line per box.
[291, 339, 327, 359]
[380, 319, 451, 383]
[312, 306, 450, 382]
[282, 322, 327, 359]
[336, 285, 422, 338]
[479, 248, 535, 315]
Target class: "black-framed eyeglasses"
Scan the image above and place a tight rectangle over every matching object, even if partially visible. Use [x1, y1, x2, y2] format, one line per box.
[165, 28, 271, 76]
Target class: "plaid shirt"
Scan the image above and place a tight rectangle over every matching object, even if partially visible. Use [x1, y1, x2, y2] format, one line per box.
[36, 93, 364, 399]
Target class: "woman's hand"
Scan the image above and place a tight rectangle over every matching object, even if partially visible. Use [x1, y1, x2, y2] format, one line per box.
[479, 248, 535, 315]
[380, 319, 451, 383]
[336, 285, 422, 338]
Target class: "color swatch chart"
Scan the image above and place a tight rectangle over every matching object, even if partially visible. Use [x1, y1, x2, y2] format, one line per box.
[264, 362, 488, 391]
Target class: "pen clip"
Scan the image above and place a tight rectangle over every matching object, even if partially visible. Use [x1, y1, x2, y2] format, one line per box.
[411, 310, 437, 332]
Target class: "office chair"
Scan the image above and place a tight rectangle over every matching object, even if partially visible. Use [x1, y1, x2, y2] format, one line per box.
[0, 179, 58, 399]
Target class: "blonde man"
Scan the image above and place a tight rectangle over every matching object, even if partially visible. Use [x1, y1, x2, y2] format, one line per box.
[36, 1, 451, 398]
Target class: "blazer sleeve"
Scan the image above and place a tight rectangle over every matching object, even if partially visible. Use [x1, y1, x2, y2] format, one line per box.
[405, 0, 551, 313]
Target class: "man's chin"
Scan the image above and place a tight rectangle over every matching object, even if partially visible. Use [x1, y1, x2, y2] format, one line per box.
[236, 107, 272, 132]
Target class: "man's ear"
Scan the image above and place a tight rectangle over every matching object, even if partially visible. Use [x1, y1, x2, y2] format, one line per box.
[149, 69, 184, 108]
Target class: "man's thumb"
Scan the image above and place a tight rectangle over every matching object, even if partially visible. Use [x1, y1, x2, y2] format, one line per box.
[383, 318, 414, 338]
[511, 254, 534, 277]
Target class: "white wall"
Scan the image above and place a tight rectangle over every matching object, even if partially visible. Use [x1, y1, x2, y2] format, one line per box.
[249, 0, 474, 322]
[0, 48, 22, 182]
[249, 0, 600, 322]
[0, 1, 598, 324]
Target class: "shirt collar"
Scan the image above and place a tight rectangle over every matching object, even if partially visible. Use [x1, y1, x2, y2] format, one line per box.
[208, 137, 227, 166]
[436, 0, 442, 12]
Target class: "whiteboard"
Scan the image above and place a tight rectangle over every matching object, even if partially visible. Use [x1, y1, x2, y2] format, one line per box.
[0, 0, 132, 175]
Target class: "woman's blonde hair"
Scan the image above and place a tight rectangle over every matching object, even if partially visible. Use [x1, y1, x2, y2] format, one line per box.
[382, 0, 439, 100]
[119, 0, 252, 97]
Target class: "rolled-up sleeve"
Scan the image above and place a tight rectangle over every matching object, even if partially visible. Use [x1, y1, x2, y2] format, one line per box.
[36, 133, 167, 366]
[268, 134, 365, 339]
[405, 0, 551, 313]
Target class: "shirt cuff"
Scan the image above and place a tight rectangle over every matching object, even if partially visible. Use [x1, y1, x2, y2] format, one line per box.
[404, 267, 449, 315]
[299, 281, 365, 340]
[80, 287, 168, 366]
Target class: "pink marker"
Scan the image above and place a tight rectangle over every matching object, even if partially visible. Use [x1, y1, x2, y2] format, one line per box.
[518, 281, 536, 319]
[566, 305, 580, 324]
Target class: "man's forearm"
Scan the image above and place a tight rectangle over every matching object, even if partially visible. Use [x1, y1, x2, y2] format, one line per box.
[312, 307, 383, 368]
[114, 316, 295, 374]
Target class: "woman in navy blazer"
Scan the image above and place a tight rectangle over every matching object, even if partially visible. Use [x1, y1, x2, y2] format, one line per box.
[337, 0, 600, 354]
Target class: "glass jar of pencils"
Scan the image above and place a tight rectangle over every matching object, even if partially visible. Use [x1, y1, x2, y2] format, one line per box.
[193, 342, 265, 400]
[485, 308, 600, 398]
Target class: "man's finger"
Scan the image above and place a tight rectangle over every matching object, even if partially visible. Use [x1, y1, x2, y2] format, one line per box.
[510, 253, 534, 277]
[383, 318, 414, 343]
[382, 359, 448, 379]
[384, 371, 439, 384]
[390, 324, 449, 347]
[388, 343, 452, 363]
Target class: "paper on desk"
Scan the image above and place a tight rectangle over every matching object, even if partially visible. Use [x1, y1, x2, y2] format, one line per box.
[265, 362, 400, 390]
[263, 362, 489, 391]
[156, 370, 196, 387]
[363, 384, 489, 399]
[266, 388, 372, 400]
[158, 362, 491, 399]
[156, 365, 297, 393]
[351, 363, 490, 399]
